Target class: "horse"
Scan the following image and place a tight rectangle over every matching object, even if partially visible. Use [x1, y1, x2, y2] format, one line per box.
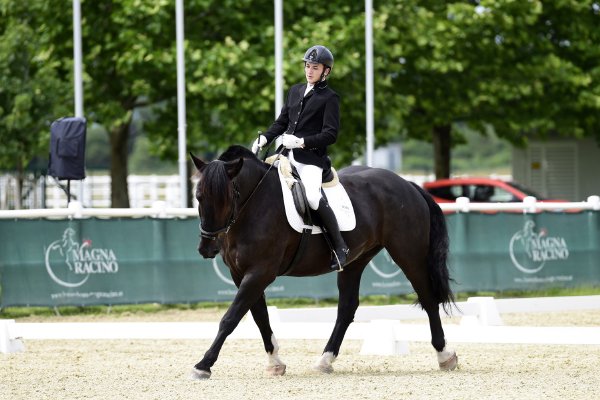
[189, 145, 457, 379]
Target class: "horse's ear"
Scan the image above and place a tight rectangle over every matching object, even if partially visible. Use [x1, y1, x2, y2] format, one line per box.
[190, 152, 206, 171]
[225, 157, 244, 179]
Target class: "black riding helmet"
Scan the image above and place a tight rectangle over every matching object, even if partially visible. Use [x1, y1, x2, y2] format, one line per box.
[303, 45, 334, 69]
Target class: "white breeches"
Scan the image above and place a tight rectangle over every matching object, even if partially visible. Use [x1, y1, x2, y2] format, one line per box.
[289, 151, 323, 210]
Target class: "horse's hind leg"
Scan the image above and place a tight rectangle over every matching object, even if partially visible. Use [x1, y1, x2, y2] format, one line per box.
[420, 291, 457, 370]
[385, 247, 457, 371]
[249, 293, 286, 376]
[315, 253, 373, 374]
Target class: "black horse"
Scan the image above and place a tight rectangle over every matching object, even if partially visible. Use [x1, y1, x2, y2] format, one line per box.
[190, 145, 457, 379]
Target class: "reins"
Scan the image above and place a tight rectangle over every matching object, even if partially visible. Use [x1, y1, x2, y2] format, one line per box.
[200, 146, 284, 240]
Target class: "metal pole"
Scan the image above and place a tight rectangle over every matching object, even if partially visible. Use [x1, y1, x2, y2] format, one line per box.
[274, 0, 283, 118]
[73, 0, 85, 202]
[176, 0, 188, 207]
[73, 0, 83, 118]
[365, 0, 374, 167]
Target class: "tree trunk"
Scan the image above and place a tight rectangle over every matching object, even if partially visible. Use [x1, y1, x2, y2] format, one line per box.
[432, 124, 452, 179]
[16, 159, 23, 210]
[109, 122, 130, 208]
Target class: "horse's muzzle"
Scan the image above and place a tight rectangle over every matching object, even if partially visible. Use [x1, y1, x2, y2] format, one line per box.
[198, 242, 219, 259]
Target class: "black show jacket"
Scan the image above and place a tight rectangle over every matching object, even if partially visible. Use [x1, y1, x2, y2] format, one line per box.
[263, 80, 340, 169]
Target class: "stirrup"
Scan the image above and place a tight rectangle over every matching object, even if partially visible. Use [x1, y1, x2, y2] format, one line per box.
[330, 248, 349, 272]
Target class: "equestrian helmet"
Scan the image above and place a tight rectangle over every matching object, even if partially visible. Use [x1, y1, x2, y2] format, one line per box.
[303, 45, 334, 69]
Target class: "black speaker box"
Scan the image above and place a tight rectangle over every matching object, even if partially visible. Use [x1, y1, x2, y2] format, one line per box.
[48, 117, 87, 180]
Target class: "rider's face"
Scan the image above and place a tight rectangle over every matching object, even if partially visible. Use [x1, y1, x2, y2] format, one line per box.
[305, 62, 328, 84]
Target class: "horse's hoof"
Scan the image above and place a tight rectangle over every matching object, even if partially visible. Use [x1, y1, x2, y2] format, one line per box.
[314, 351, 336, 374]
[190, 367, 212, 380]
[314, 363, 334, 374]
[266, 364, 286, 376]
[313, 360, 334, 374]
[439, 352, 458, 371]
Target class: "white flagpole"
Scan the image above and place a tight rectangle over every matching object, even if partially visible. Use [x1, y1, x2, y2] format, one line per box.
[274, 0, 283, 118]
[176, 0, 188, 207]
[73, 0, 85, 202]
[365, 0, 374, 167]
[73, 0, 83, 118]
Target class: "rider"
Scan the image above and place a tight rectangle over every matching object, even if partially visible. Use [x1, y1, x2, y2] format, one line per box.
[252, 45, 349, 271]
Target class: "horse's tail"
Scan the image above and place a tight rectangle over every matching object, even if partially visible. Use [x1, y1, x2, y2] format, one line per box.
[410, 182, 455, 314]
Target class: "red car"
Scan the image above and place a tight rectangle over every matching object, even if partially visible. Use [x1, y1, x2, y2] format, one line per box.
[422, 177, 564, 204]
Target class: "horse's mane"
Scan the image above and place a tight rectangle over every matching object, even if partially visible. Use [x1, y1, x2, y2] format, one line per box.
[218, 145, 258, 162]
[199, 160, 233, 205]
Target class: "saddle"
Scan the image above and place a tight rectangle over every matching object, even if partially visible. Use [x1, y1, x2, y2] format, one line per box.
[265, 155, 356, 234]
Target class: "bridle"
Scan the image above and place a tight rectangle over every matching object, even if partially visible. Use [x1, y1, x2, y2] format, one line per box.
[199, 149, 283, 241]
[199, 180, 240, 240]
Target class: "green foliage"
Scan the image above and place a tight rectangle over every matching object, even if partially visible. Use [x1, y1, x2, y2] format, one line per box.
[85, 123, 110, 170]
[147, 1, 369, 167]
[129, 135, 177, 174]
[2, 0, 600, 190]
[401, 125, 512, 174]
[378, 0, 600, 145]
[0, 0, 71, 171]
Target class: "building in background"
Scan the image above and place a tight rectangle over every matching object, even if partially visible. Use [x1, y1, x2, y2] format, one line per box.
[512, 138, 600, 202]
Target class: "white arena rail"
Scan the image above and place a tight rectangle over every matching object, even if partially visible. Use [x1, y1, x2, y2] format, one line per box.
[2, 296, 600, 355]
[0, 196, 599, 219]
[0, 200, 197, 219]
[441, 195, 600, 213]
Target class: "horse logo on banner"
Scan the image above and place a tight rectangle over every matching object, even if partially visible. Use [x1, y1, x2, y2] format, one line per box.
[44, 228, 119, 288]
[509, 220, 569, 274]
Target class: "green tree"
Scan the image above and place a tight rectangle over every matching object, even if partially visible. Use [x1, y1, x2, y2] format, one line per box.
[147, 0, 368, 170]
[0, 1, 71, 207]
[377, 0, 600, 178]
[75, 0, 176, 207]
[4, 0, 600, 207]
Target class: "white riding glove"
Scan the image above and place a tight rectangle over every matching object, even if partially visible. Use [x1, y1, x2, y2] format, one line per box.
[282, 134, 305, 149]
[251, 134, 267, 154]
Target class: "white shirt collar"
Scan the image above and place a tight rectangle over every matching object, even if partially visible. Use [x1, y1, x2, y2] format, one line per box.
[304, 83, 314, 96]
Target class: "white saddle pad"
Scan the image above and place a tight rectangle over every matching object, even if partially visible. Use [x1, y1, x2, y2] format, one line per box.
[272, 157, 356, 234]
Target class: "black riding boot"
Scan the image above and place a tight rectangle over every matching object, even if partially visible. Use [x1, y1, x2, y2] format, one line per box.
[316, 198, 349, 271]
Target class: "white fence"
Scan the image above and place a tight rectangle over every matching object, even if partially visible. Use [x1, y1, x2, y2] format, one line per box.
[0, 173, 441, 210]
[0, 175, 46, 210]
[1, 195, 599, 219]
[1, 169, 598, 216]
[0, 173, 524, 210]
[3, 296, 599, 355]
[0, 174, 187, 209]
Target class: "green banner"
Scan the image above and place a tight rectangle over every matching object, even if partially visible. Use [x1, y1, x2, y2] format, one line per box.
[446, 211, 600, 291]
[0, 211, 598, 307]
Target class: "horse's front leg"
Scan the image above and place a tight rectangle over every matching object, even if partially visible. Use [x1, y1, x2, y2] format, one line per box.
[191, 273, 270, 380]
[250, 294, 286, 376]
[315, 261, 365, 374]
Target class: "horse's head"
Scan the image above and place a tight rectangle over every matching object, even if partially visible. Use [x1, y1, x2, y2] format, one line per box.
[190, 151, 244, 258]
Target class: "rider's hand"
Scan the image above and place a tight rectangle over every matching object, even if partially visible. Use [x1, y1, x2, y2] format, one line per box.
[282, 134, 304, 149]
[251, 135, 267, 154]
